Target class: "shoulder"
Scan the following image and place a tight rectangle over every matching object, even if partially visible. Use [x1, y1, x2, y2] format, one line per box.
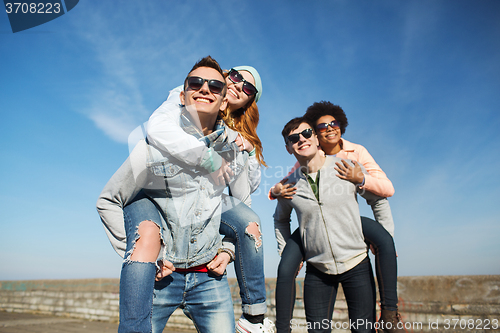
[225, 127, 239, 142]
[285, 170, 302, 183]
[341, 138, 368, 152]
[324, 155, 351, 168]
[322, 155, 359, 174]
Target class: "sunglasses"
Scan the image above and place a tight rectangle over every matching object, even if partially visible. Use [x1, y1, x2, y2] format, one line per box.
[316, 120, 340, 132]
[186, 76, 225, 95]
[228, 69, 258, 96]
[287, 128, 313, 144]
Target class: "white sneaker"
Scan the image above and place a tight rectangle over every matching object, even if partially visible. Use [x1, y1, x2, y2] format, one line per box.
[236, 316, 275, 333]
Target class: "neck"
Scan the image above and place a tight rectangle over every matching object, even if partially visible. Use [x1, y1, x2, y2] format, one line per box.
[321, 139, 342, 155]
[199, 113, 219, 136]
[297, 152, 325, 173]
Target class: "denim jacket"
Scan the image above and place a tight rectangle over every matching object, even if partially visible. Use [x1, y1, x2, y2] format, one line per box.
[97, 110, 247, 268]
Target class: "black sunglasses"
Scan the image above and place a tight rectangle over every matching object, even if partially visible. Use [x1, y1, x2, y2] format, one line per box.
[287, 128, 313, 144]
[228, 69, 258, 96]
[316, 120, 340, 132]
[186, 76, 225, 95]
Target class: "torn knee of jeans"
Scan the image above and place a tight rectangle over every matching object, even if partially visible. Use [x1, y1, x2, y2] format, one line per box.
[125, 220, 163, 262]
[245, 222, 262, 250]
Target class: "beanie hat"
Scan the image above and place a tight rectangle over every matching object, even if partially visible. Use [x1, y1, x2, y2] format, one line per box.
[232, 65, 262, 103]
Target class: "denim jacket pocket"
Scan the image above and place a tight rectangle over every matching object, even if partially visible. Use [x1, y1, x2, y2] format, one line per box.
[148, 161, 183, 177]
[145, 142, 184, 177]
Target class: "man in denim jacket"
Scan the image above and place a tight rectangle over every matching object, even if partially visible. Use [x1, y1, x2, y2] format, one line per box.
[97, 56, 246, 333]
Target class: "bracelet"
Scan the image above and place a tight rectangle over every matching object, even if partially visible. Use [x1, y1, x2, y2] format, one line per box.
[248, 148, 256, 157]
[217, 248, 235, 263]
[356, 176, 366, 188]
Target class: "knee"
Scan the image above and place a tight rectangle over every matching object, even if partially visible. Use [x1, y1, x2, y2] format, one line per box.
[129, 220, 161, 262]
[137, 220, 161, 241]
[368, 234, 395, 253]
[277, 260, 299, 282]
[245, 222, 262, 249]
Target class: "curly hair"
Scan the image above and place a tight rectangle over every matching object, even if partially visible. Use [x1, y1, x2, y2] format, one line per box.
[303, 101, 349, 135]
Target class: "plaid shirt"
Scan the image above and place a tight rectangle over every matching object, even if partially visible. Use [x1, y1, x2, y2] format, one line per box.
[180, 108, 237, 160]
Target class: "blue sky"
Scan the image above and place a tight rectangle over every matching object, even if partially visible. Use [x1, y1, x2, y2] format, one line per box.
[1, 0, 499, 281]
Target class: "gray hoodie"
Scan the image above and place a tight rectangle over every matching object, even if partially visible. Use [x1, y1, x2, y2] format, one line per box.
[274, 156, 371, 275]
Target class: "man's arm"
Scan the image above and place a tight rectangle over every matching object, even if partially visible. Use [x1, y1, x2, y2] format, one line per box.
[96, 141, 149, 257]
[273, 197, 294, 256]
[338, 142, 394, 197]
[207, 247, 234, 276]
[336, 158, 395, 236]
[358, 191, 395, 237]
[247, 155, 261, 194]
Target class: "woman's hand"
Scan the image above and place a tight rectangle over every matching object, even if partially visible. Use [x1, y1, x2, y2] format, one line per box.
[335, 160, 364, 185]
[271, 178, 297, 199]
[234, 133, 254, 153]
[207, 252, 231, 276]
[210, 158, 233, 186]
[296, 261, 304, 276]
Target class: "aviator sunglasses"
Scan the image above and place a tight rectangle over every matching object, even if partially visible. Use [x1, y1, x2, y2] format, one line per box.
[287, 128, 313, 144]
[228, 69, 258, 96]
[316, 120, 340, 132]
[186, 76, 225, 95]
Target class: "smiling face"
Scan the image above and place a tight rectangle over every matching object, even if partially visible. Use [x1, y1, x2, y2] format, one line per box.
[285, 122, 319, 160]
[315, 115, 341, 151]
[225, 70, 255, 111]
[180, 66, 228, 116]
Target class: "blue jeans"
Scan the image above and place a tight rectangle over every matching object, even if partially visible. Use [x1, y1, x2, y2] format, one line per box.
[304, 257, 376, 333]
[220, 196, 267, 316]
[119, 193, 165, 333]
[119, 193, 266, 332]
[361, 216, 398, 311]
[275, 229, 304, 333]
[152, 271, 235, 333]
[275, 217, 397, 333]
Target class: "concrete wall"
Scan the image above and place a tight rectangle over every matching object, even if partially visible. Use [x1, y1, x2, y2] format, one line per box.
[1, 276, 499, 332]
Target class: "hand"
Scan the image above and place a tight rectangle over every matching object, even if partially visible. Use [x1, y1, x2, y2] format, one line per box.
[210, 158, 233, 186]
[335, 160, 364, 185]
[271, 178, 297, 199]
[156, 259, 175, 281]
[296, 261, 304, 276]
[207, 252, 230, 276]
[234, 133, 254, 153]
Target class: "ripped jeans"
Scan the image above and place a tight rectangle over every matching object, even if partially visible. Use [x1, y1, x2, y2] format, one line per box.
[119, 193, 266, 333]
[220, 196, 267, 316]
[120, 192, 165, 333]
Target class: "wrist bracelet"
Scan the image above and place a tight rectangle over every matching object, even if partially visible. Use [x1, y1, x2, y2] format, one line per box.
[356, 176, 366, 188]
[217, 248, 235, 263]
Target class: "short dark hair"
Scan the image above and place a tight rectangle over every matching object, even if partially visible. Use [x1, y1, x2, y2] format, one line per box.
[184, 55, 227, 96]
[303, 101, 348, 135]
[281, 117, 314, 144]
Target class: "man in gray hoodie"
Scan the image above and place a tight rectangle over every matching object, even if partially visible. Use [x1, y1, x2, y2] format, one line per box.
[274, 117, 376, 333]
